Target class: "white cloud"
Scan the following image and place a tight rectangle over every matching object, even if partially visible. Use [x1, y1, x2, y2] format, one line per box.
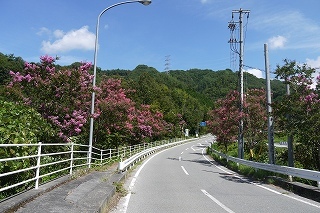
[53, 29, 64, 39]
[306, 56, 320, 69]
[37, 27, 51, 36]
[246, 68, 263, 79]
[200, 0, 212, 4]
[41, 26, 95, 54]
[253, 10, 320, 50]
[306, 56, 320, 88]
[268, 35, 287, 49]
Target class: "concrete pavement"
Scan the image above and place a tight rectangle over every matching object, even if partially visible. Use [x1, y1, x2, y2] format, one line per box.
[0, 164, 125, 213]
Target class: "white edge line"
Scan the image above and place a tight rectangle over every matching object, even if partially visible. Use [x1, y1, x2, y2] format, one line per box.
[201, 147, 320, 209]
[282, 193, 320, 209]
[121, 142, 194, 212]
[120, 149, 167, 212]
[201, 189, 235, 213]
[181, 166, 189, 175]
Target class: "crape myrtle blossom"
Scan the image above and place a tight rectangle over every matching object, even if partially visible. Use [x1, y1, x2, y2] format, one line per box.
[7, 55, 93, 142]
[94, 78, 169, 146]
[207, 89, 267, 156]
[7, 55, 169, 146]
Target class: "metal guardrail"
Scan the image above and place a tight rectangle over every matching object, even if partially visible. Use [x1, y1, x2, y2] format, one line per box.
[208, 147, 320, 187]
[0, 137, 187, 200]
[118, 137, 197, 171]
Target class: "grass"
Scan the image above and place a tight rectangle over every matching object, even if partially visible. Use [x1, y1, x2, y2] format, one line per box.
[113, 182, 127, 197]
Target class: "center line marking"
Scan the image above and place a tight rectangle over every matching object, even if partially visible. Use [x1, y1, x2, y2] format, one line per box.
[181, 166, 189, 175]
[201, 189, 235, 213]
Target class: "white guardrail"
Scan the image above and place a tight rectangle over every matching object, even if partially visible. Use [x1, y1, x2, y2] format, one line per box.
[0, 137, 190, 200]
[208, 147, 320, 187]
[118, 137, 197, 171]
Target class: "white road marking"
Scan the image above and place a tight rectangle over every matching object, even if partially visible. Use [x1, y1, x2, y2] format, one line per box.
[181, 151, 184, 155]
[179, 156, 181, 161]
[201, 189, 235, 213]
[282, 193, 320, 209]
[181, 166, 189, 175]
[114, 141, 196, 213]
[201, 148, 232, 174]
[201, 147, 320, 209]
[118, 149, 168, 212]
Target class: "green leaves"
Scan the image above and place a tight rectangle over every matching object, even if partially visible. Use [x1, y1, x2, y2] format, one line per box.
[0, 100, 57, 144]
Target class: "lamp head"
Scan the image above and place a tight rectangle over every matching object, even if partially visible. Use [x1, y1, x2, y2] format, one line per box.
[139, 0, 151, 6]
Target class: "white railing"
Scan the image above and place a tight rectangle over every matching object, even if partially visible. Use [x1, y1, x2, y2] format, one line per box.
[0, 137, 186, 200]
[208, 147, 320, 188]
[118, 137, 197, 171]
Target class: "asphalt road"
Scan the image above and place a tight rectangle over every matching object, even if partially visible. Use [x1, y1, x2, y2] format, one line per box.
[111, 136, 320, 213]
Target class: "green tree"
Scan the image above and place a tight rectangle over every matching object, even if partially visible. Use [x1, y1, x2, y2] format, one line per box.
[274, 59, 320, 170]
[0, 100, 58, 198]
[0, 53, 24, 85]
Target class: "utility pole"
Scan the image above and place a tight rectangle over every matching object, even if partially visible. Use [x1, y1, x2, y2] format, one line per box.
[228, 8, 250, 159]
[287, 86, 294, 167]
[264, 43, 275, 164]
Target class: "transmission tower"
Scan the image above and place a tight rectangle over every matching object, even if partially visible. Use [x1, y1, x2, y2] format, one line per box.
[228, 8, 250, 159]
[164, 55, 170, 74]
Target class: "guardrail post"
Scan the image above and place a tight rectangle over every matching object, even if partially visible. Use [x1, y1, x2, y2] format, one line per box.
[70, 142, 74, 175]
[100, 149, 103, 166]
[288, 175, 293, 182]
[35, 142, 42, 189]
[109, 148, 112, 160]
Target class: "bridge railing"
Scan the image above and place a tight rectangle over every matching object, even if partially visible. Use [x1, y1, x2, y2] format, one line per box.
[0, 137, 187, 200]
[208, 147, 320, 188]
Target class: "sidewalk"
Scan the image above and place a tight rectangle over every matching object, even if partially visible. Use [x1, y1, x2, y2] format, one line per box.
[0, 164, 125, 213]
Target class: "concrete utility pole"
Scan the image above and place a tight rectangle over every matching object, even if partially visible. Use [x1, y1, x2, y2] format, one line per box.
[228, 8, 250, 159]
[264, 43, 275, 164]
[286, 85, 294, 167]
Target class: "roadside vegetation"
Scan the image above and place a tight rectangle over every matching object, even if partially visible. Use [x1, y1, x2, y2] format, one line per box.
[0, 52, 319, 199]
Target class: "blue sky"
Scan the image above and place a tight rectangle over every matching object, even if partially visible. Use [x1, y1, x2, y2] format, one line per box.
[1, 0, 320, 79]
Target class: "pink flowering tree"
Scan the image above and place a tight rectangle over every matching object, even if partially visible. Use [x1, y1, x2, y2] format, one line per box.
[93, 78, 169, 149]
[243, 89, 268, 160]
[207, 90, 241, 152]
[130, 105, 168, 143]
[93, 78, 136, 148]
[7, 55, 93, 142]
[208, 89, 268, 157]
[274, 59, 320, 170]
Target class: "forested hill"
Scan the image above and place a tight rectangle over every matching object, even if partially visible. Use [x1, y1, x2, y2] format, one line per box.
[100, 64, 286, 108]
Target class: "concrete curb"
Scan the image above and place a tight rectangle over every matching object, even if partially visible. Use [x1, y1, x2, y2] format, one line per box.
[270, 176, 320, 203]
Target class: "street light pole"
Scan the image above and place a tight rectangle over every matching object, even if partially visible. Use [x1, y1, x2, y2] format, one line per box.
[88, 0, 151, 168]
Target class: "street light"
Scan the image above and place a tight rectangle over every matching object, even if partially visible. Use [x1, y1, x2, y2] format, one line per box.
[88, 0, 152, 168]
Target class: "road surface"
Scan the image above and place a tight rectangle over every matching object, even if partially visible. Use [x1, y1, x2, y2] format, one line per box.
[111, 136, 320, 213]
